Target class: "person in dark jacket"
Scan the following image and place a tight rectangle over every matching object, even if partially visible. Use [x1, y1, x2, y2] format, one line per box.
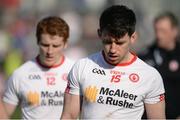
[139, 12, 180, 119]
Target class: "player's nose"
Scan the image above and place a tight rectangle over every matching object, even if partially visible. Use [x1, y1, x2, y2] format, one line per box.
[47, 46, 54, 54]
[109, 42, 117, 54]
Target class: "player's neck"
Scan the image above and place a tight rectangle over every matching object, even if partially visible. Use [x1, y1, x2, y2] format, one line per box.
[102, 51, 137, 66]
[122, 52, 134, 63]
[118, 52, 137, 66]
[36, 55, 65, 68]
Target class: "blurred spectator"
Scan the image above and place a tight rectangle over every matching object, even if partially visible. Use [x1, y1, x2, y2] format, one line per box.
[139, 12, 180, 119]
[0, 68, 6, 97]
[3, 48, 23, 77]
[61, 11, 82, 45]
[0, 29, 11, 64]
[64, 44, 87, 61]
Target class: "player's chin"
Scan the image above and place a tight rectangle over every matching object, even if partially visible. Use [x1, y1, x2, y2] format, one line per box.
[107, 58, 120, 65]
[44, 60, 56, 67]
[110, 61, 120, 65]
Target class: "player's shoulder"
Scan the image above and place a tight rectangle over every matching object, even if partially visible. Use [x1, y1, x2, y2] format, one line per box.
[72, 52, 100, 68]
[12, 59, 37, 76]
[88, 52, 101, 58]
[77, 52, 100, 64]
[65, 56, 75, 65]
[136, 57, 160, 75]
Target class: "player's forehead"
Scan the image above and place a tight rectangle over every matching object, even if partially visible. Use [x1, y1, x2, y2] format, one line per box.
[40, 33, 65, 44]
[102, 32, 129, 42]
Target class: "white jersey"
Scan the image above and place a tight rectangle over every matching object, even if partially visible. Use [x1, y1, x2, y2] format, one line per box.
[3, 56, 74, 119]
[66, 51, 165, 119]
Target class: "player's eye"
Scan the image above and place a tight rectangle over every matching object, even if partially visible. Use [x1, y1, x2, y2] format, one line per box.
[41, 43, 49, 47]
[102, 39, 112, 44]
[115, 42, 124, 45]
[53, 44, 61, 48]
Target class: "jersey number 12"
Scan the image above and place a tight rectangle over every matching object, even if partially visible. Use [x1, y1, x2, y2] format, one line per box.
[47, 77, 56, 85]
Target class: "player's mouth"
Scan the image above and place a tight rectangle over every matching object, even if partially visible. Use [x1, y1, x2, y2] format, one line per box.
[108, 54, 119, 61]
[45, 56, 54, 61]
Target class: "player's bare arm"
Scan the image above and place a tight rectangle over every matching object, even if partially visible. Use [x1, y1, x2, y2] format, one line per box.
[145, 100, 165, 119]
[0, 100, 8, 118]
[3, 102, 17, 117]
[61, 93, 81, 119]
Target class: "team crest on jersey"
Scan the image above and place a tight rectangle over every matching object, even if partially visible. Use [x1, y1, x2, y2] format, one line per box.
[62, 73, 68, 81]
[129, 73, 139, 83]
[169, 60, 179, 72]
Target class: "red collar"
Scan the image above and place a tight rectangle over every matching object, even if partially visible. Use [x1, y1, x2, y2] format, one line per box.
[36, 55, 65, 68]
[102, 51, 137, 66]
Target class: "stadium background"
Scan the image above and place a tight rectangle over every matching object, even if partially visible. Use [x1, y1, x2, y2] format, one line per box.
[0, 0, 180, 118]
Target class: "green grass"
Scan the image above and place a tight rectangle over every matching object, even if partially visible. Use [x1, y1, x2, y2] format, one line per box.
[11, 106, 21, 119]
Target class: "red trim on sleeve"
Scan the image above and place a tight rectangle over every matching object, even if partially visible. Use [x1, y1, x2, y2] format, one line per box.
[65, 81, 70, 93]
[159, 94, 165, 101]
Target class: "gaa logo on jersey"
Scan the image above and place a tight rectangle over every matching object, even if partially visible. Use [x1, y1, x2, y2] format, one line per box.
[28, 74, 41, 80]
[129, 73, 139, 83]
[92, 68, 106, 76]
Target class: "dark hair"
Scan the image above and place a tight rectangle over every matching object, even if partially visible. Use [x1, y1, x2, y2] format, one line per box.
[36, 16, 69, 44]
[154, 12, 178, 27]
[99, 5, 136, 38]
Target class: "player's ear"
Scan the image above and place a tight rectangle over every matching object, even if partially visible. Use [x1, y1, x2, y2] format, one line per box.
[130, 31, 138, 44]
[173, 27, 178, 37]
[97, 29, 102, 37]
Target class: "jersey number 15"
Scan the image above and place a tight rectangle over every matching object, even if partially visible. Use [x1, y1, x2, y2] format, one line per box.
[111, 75, 121, 83]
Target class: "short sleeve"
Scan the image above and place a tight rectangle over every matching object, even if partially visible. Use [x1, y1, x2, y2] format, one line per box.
[3, 72, 20, 105]
[144, 70, 165, 104]
[65, 61, 83, 95]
